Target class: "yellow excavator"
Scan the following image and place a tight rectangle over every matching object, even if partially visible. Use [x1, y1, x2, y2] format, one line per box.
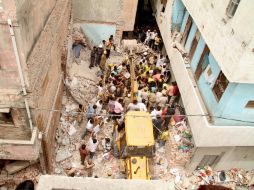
[114, 45, 155, 180]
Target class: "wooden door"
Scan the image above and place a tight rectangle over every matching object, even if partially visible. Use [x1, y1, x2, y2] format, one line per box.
[181, 16, 192, 45]
[195, 45, 209, 80]
[189, 37, 198, 61]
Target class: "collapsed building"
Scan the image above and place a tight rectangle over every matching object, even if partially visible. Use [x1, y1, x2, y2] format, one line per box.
[0, 0, 254, 189]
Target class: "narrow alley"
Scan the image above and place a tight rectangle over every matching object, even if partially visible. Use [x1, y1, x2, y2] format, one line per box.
[0, 0, 254, 190]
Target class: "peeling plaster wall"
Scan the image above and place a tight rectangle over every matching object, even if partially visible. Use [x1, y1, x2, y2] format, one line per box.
[73, 0, 121, 23]
[14, 0, 56, 60]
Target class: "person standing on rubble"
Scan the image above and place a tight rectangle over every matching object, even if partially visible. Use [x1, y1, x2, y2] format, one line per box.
[154, 34, 161, 52]
[105, 37, 113, 58]
[149, 30, 157, 49]
[88, 133, 99, 159]
[79, 144, 89, 165]
[109, 35, 116, 51]
[113, 98, 124, 120]
[85, 159, 95, 177]
[86, 104, 97, 120]
[89, 46, 97, 69]
[95, 44, 103, 67]
[144, 29, 151, 46]
[99, 50, 107, 73]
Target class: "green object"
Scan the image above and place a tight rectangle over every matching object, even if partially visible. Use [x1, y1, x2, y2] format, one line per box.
[182, 131, 192, 139]
[178, 145, 189, 151]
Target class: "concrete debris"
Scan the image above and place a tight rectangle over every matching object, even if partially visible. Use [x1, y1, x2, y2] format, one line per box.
[68, 125, 77, 136]
[0, 164, 40, 189]
[61, 136, 70, 146]
[56, 149, 72, 162]
[5, 161, 36, 175]
[65, 76, 97, 105]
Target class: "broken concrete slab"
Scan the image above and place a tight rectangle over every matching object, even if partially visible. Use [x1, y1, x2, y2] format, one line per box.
[5, 161, 36, 175]
[61, 136, 70, 145]
[68, 125, 77, 136]
[56, 149, 72, 162]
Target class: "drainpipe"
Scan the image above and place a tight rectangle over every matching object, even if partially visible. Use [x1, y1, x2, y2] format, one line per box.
[7, 19, 33, 132]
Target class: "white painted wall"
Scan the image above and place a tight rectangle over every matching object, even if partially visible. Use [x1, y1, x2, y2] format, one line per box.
[187, 146, 254, 171]
[182, 0, 254, 83]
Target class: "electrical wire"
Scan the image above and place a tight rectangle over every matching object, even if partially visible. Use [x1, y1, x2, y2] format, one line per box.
[0, 105, 254, 124]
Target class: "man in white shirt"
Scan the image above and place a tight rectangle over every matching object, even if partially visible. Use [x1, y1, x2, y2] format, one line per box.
[156, 54, 165, 68]
[96, 100, 103, 114]
[93, 124, 100, 134]
[150, 107, 157, 120]
[144, 30, 151, 46]
[88, 135, 99, 159]
[138, 99, 147, 112]
[127, 100, 140, 111]
[149, 30, 157, 49]
[81, 118, 94, 139]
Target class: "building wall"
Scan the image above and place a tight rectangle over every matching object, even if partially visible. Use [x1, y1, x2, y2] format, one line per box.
[172, 0, 185, 31]
[27, 0, 71, 172]
[14, 0, 56, 60]
[0, 0, 70, 171]
[187, 146, 254, 171]
[0, 24, 20, 91]
[181, 6, 254, 126]
[121, 0, 138, 31]
[181, 0, 254, 83]
[72, 0, 138, 45]
[73, 0, 121, 23]
[151, 0, 254, 171]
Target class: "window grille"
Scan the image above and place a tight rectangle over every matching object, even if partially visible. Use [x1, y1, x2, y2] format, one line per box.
[212, 72, 229, 101]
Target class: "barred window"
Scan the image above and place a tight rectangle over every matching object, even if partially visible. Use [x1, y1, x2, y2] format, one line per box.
[212, 72, 229, 101]
[226, 0, 241, 18]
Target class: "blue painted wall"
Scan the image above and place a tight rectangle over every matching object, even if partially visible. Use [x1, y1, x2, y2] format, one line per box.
[196, 53, 254, 126]
[172, 0, 185, 31]
[214, 83, 254, 126]
[190, 37, 205, 72]
[180, 10, 189, 33]
[197, 53, 221, 114]
[178, 2, 254, 126]
[184, 23, 197, 52]
[81, 23, 116, 47]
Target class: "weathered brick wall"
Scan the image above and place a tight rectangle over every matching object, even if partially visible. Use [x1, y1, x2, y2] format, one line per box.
[25, 0, 71, 172]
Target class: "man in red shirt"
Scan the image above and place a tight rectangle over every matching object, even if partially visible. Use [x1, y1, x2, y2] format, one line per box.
[79, 144, 89, 165]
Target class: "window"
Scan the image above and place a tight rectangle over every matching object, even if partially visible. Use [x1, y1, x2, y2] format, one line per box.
[212, 72, 229, 101]
[195, 45, 210, 80]
[188, 30, 200, 61]
[226, 0, 241, 18]
[246, 101, 254, 108]
[0, 110, 14, 125]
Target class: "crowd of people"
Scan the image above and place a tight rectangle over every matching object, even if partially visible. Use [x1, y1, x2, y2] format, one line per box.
[78, 30, 185, 177]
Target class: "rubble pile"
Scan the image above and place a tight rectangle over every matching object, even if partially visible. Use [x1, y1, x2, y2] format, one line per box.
[0, 164, 40, 189]
[55, 90, 123, 178]
[166, 166, 254, 190]
[168, 118, 193, 167]
[65, 76, 97, 105]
